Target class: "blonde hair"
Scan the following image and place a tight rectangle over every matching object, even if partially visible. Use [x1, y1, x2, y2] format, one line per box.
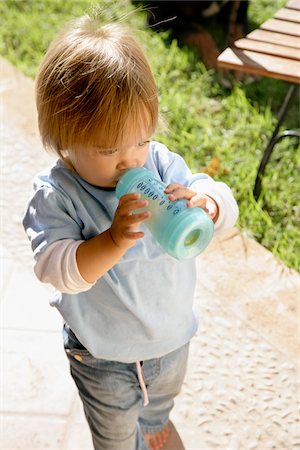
[36, 14, 158, 158]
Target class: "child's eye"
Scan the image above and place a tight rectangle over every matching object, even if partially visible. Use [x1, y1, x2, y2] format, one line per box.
[97, 148, 119, 156]
[138, 140, 150, 147]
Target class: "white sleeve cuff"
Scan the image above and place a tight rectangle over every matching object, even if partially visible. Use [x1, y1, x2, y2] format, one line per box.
[34, 239, 96, 294]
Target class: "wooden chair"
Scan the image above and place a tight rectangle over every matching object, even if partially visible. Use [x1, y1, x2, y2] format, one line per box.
[217, 0, 300, 199]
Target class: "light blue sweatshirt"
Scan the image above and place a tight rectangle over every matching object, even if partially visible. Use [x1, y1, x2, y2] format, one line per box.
[23, 141, 238, 362]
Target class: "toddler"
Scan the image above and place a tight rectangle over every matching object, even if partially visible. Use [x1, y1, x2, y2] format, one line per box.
[23, 13, 238, 450]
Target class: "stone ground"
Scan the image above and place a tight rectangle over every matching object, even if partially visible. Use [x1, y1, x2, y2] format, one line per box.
[1, 57, 299, 450]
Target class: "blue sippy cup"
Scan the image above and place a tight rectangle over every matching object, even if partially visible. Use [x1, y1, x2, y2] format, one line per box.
[115, 167, 214, 260]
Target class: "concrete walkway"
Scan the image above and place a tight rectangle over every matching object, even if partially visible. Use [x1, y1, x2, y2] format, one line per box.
[1, 57, 299, 450]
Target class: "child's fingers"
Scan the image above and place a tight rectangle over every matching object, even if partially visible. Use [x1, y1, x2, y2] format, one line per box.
[188, 194, 219, 220]
[186, 193, 207, 208]
[118, 198, 149, 217]
[123, 230, 145, 240]
[164, 183, 186, 194]
[165, 185, 218, 218]
[165, 183, 203, 203]
[118, 192, 142, 204]
[118, 193, 144, 210]
[125, 211, 151, 224]
[166, 187, 195, 202]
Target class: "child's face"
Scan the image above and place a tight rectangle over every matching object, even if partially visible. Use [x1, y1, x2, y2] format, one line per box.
[68, 129, 151, 188]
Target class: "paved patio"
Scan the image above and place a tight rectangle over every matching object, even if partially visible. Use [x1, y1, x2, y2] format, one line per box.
[1, 57, 299, 450]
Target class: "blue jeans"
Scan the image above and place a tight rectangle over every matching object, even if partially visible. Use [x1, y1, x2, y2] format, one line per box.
[64, 326, 189, 450]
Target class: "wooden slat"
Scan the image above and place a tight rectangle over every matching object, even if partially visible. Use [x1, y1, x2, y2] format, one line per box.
[217, 47, 300, 83]
[247, 29, 300, 48]
[287, 0, 300, 11]
[261, 18, 300, 36]
[275, 7, 300, 22]
[234, 38, 300, 60]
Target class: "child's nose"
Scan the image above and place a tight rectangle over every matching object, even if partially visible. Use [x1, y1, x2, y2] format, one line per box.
[116, 148, 140, 170]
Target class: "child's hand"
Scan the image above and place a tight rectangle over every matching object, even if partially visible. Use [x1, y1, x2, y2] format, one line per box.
[110, 193, 151, 249]
[165, 183, 219, 222]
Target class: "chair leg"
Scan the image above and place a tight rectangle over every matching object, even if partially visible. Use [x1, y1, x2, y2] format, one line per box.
[253, 84, 298, 200]
[254, 130, 300, 200]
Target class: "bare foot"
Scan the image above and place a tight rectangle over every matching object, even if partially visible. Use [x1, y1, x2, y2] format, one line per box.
[144, 425, 170, 450]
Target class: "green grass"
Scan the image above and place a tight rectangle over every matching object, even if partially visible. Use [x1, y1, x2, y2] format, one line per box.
[1, 0, 299, 271]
